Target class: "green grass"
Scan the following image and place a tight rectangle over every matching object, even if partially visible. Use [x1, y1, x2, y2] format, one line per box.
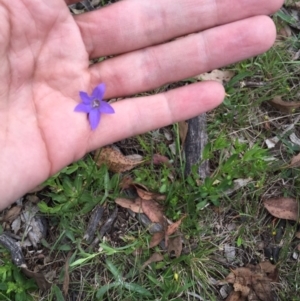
[1, 1, 300, 300]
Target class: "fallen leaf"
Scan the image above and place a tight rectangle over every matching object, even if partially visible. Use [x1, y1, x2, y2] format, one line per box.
[149, 232, 165, 248]
[223, 178, 252, 196]
[152, 154, 171, 167]
[119, 176, 134, 189]
[295, 232, 300, 239]
[141, 252, 164, 270]
[259, 261, 278, 281]
[290, 133, 300, 148]
[265, 137, 279, 149]
[225, 291, 245, 301]
[290, 153, 300, 168]
[136, 187, 155, 201]
[21, 205, 47, 248]
[115, 198, 143, 213]
[135, 186, 166, 202]
[178, 121, 188, 146]
[268, 96, 300, 113]
[94, 146, 144, 173]
[11, 216, 21, 234]
[167, 232, 182, 258]
[252, 272, 273, 301]
[166, 215, 186, 236]
[221, 264, 276, 301]
[263, 198, 299, 222]
[3, 206, 22, 222]
[232, 267, 253, 286]
[278, 24, 292, 39]
[132, 247, 143, 256]
[259, 261, 276, 274]
[26, 195, 40, 203]
[247, 289, 259, 301]
[141, 199, 165, 226]
[233, 282, 250, 298]
[196, 69, 235, 84]
[224, 244, 236, 263]
[63, 253, 72, 296]
[21, 267, 51, 291]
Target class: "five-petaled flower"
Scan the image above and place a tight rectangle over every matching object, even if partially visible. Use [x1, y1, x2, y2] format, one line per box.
[74, 83, 115, 130]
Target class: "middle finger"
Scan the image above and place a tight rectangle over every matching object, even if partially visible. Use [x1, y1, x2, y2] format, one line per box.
[89, 16, 276, 98]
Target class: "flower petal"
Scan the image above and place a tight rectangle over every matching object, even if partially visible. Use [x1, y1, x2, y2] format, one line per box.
[89, 109, 101, 130]
[79, 91, 92, 104]
[74, 103, 92, 113]
[92, 83, 106, 100]
[99, 101, 115, 114]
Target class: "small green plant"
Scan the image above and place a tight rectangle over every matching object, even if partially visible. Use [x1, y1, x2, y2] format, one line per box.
[96, 259, 152, 299]
[0, 255, 36, 301]
[38, 156, 120, 215]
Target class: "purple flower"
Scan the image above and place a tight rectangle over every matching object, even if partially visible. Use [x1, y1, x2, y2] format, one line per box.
[74, 83, 115, 130]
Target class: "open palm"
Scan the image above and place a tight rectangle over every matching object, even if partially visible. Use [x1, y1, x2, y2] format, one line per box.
[0, 0, 283, 209]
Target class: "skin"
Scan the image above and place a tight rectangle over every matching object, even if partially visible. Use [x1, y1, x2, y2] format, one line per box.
[0, 0, 284, 210]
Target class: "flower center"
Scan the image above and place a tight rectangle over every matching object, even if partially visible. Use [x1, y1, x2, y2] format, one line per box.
[92, 99, 100, 108]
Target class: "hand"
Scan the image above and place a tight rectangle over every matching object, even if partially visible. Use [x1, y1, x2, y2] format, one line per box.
[0, 0, 283, 209]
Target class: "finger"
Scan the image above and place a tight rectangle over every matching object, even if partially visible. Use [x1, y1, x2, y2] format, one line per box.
[75, 0, 283, 57]
[65, 0, 80, 4]
[89, 16, 276, 98]
[87, 81, 224, 151]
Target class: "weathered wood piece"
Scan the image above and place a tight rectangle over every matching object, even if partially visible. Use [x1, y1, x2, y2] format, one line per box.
[83, 205, 104, 244]
[90, 208, 118, 249]
[0, 232, 25, 266]
[184, 114, 210, 179]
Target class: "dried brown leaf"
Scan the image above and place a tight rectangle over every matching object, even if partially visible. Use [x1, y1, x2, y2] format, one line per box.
[141, 252, 164, 270]
[115, 198, 143, 213]
[94, 146, 144, 173]
[259, 261, 278, 281]
[278, 24, 292, 38]
[252, 272, 273, 301]
[233, 282, 250, 297]
[136, 187, 154, 201]
[224, 272, 236, 284]
[135, 186, 166, 202]
[263, 198, 299, 221]
[166, 215, 186, 236]
[152, 154, 171, 167]
[290, 153, 300, 168]
[141, 199, 165, 226]
[247, 289, 260, 301]
[295, 231, 300, 239]
[167, 232, 182, 258]
[132, 247, 143, 256]
[222, 264, 276, 301]
[119, 176, 134, 189]
[178, 121, 188, 146]
[63, 252, 72, 296]
[269, 96, 300, 113]
[3, 206, 22, 222]
[197, 69, 235, 84]
[225, 291, 245, 301]
[26, 195, 40, 203]
[21, 267, 51, 291]
[149, 232, 165, 248]
[232, 267, 253, 286]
